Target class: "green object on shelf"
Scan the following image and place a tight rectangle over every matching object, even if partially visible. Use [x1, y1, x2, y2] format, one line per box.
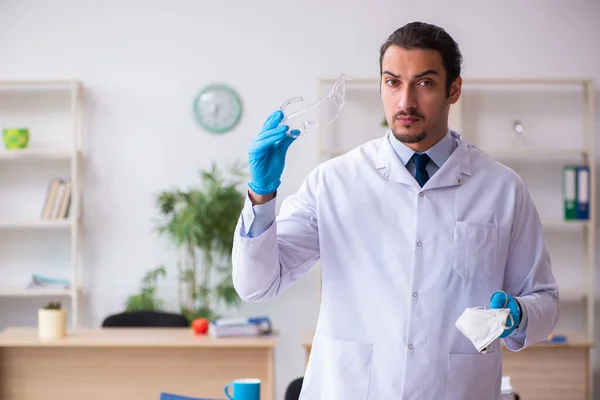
[43, 301, 62, 310]
[3, 128, 29, 149]
[562, 165, 578, 220]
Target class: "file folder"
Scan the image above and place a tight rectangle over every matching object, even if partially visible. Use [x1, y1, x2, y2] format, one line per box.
[562, 165, 577, 220]
[576, 165, 590, 220]
[159, 393, 224, 400]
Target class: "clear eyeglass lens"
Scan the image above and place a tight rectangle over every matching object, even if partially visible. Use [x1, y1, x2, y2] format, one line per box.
[280, 73, 350, 138]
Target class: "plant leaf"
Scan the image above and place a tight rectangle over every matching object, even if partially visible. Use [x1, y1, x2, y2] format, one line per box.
[151, 160, 247, 317]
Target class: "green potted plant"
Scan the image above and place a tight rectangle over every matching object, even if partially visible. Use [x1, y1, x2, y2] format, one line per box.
[38, 301, 66, 340]
[124, 265, 166, 312]
[3, 127, 30, 149]
[155, 160, 246, 322]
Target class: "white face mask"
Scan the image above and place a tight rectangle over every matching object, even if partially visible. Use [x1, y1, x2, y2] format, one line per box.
[455, 306, 514, 353]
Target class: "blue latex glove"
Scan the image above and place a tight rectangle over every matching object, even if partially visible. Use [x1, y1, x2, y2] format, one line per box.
[490, 290, 521, 338]
[248, 110, 299, 195]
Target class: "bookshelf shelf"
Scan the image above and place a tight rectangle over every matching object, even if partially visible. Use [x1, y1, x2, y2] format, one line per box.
[318, 76, 592, 87]
[560, 289, 588, 302]
[0, 80, 77, 92]
[0, 287, 72, 297]
[541, 219, 590, 229]
[0, 79, 84, 330]
[0, 149, 77, 161]
[319, 147, 589, 163]
[486, 149, 588, 162]
[0, 220, 74, 229]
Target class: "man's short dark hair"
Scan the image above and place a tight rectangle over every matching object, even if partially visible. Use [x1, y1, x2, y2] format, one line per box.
[379, 21, 463, 96]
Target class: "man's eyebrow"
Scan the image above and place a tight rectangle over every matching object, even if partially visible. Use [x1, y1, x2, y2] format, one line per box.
[414, 69, 438, 78]
[382, 70, 400, 78]
[382, 69, 439, 79]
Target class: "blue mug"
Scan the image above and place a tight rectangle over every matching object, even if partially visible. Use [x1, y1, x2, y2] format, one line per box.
[224, 378, 261, 400]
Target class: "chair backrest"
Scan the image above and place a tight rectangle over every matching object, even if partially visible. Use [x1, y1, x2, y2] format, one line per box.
[285, 377, 304, 400]
[102, 311, 190, 327]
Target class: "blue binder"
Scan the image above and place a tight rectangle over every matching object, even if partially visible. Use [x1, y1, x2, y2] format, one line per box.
[159, 393, 225, 400]
[576, 165, 590, 220]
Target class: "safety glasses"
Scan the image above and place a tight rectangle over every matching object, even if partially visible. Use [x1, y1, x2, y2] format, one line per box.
[280, 73, 350, 138]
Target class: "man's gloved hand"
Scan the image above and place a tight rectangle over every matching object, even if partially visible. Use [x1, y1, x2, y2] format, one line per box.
[490, 290, 522, 338]
[248, 110, 299, 195]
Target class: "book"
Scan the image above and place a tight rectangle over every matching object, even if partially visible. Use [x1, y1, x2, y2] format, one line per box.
[209, 316, 273, 338]
[562, 166, 577, 220]
[576, 165, 590, 220]
[28, 273, 71, 289]
[40, 178, 72, 220]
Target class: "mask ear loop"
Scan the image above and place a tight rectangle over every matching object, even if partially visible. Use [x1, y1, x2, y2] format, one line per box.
[502, 313, 515, 330]
[502, 291, 509, 307]
[497, 290, 515, 329]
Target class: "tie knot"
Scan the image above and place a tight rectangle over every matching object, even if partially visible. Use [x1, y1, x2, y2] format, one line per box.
[412, 153, 431, 170]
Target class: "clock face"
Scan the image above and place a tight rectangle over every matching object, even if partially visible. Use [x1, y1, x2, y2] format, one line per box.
[193, 84, 243, 134]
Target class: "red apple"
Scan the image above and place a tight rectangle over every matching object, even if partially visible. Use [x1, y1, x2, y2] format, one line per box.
[192, 318, 209, 335]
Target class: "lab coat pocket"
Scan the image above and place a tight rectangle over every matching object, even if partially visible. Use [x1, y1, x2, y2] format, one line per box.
[446, 352, 501, 400]
[322, 336, 373, 400]
[452, 221, 499, 281]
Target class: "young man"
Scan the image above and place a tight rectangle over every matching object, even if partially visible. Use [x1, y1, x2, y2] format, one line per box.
[232, 21, 559, 400]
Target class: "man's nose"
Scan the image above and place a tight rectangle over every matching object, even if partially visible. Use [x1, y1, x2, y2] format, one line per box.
[396, 86, 417, 111]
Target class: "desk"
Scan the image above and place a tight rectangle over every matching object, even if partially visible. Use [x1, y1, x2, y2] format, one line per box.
[0, 327, 277, 400]
[301, 331, 592, 400]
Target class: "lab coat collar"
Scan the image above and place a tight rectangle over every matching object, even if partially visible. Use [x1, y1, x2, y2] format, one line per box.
[376, 129, 471, 189]
[388, 129, 455, 169]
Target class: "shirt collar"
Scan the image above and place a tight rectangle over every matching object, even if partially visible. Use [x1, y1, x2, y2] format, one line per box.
[387, 129, 455, 168]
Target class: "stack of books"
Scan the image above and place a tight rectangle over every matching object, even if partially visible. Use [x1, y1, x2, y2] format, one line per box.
[208, 316, 272, 338]
[41, 178, 71, 220]
[27, 273, 71, 290]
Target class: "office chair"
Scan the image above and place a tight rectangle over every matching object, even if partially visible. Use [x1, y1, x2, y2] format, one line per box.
[283, 376, 518, 400]
[102, 310, 190, 327]
[285, 377, 303, 400]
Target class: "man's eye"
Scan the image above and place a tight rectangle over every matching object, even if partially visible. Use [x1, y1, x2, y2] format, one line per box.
[386, 79, 398, 86]
[419, 81, 432, 87]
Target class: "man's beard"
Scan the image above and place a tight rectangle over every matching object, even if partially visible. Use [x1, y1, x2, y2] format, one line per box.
[392, 128, 427, 143]
[390, 110, 427, 143]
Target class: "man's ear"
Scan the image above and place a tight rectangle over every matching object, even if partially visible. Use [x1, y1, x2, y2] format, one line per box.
[449, 77, 462, 105]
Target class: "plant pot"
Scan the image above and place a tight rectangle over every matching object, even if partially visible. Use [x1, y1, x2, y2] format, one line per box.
[3, 128, 29, 150]
[38, 308, 66, 340]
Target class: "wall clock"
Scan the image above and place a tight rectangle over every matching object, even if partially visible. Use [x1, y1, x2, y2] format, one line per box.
[193, 83, 243, 134]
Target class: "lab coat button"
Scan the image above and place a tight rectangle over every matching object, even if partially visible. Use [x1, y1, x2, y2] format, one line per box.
[383, 173, 390, 179]
[408, 344, 414, 350]
[419, 192, 424, 197]
[416, 241, 422, 247]
[412, 292, 418, 298]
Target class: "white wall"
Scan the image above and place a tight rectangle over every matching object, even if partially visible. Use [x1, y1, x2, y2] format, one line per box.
[0, 0, 599, 398]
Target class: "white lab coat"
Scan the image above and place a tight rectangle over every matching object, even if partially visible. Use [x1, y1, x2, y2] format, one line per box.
[231, 131, 559, 400]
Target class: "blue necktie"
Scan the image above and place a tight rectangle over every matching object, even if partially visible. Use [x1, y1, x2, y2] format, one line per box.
[412, 153, 430, 187]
